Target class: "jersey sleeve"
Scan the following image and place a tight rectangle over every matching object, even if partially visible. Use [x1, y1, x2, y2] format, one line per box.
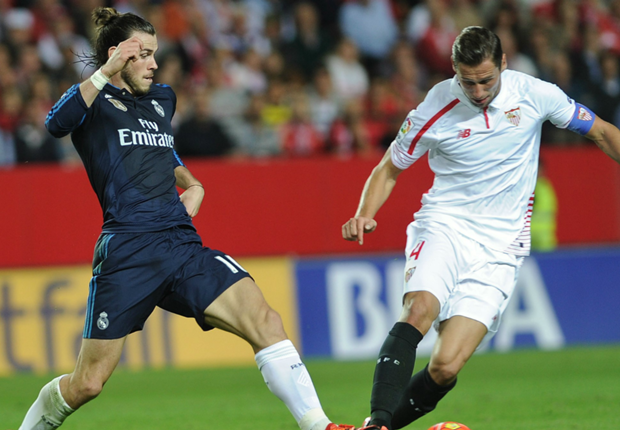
[172, 150, 185, 168]
[45, 84, 91, 138]
[534, 80, 576, 129]
[390, 89, 443, 169]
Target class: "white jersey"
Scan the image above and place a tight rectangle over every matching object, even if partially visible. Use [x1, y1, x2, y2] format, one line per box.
[391, 69, 576, 256]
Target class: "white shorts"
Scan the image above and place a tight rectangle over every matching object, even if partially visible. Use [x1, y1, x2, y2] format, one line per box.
[403, 222, 524, 343]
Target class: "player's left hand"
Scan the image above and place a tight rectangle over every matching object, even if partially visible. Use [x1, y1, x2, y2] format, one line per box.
[180, 186, 204, 218]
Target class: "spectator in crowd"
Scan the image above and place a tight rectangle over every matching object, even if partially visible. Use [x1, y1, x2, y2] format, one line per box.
[37, 11, 93, 79]
[326, 38, 369, 104]
[174, 85, 235, 158]
[339, 0, 398, 76]
[263, 49, 286, 80]
[232, 93, 281, 157]
[495, 27, 538, 77]
[281, 93, 324, 157]
[385, 40, 424, 111]
[0, 79, 19, 166]
[364, 77, 399, 149]
[0, 127, 15, 166]
[540, 51, 589, 145]
[328, 99, 371, 157]
[203, 58, 249, 141]
[200, 0, 269, 57]
[407, 0, 459, 80]
[282, 2, 332, 82]
[483, 0, 529, 58]
[571, 25, 603, 98]
[307, 66, 340, 140]
[5, 0, 620, 165]
[0, 86, 22, 135]
[594, 50, 620, 126]
[229, 48, 268, 94]
[450, 0, 483, 32]
[262, 78, 293, 128]
[14, 99, 61, 164]
[530, 158, 558, 252]
[529, 25, 556, 82]
[2, 8, 36, 60]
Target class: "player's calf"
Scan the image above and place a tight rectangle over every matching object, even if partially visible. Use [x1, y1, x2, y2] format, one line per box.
[391, 365, 456, 430]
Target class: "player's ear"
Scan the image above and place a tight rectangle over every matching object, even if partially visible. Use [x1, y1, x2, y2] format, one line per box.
[108, 46, 117, 59]
[451, 57, 457, 74]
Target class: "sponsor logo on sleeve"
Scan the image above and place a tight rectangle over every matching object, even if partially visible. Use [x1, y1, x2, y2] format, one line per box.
[398, 117, 414, 140]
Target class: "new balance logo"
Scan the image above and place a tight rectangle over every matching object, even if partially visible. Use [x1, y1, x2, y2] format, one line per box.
[457, 129, 471, 138]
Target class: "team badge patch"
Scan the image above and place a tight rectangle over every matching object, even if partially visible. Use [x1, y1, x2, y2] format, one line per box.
[108, 98, 127, 112]
[405, 267, 416, 282]
[578, 107, 593, 121]
[504, 107, 521, 126]
[97, 312, 109, 330]
[152, 100, 165, 117]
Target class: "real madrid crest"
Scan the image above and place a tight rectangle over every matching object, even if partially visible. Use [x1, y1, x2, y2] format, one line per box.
[152, 99, 165, 117]
[97, 312, 109, 330]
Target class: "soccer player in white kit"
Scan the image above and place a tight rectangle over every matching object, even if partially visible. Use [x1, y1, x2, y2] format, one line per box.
[342, 26, 620, 430]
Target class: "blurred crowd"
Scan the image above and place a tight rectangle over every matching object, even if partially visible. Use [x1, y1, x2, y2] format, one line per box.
[2, 0, 620, 166]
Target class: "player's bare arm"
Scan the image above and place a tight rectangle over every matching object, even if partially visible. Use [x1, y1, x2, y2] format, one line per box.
[174, 165, 204, 218]
[79, 36, 145, 106]
[585, 116, 620, 164]
[342, 147, 404, 245]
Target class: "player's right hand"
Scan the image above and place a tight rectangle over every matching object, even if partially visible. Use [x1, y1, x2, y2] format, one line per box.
[342, 217, 377, 245]
[101, 36, 144, 78]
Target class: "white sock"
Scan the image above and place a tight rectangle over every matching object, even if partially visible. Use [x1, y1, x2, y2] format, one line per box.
[255, 340, 331, 430]
[19, 375, 75, 430]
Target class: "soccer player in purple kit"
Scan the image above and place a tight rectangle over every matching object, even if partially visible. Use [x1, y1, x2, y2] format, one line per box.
[343, 26, 620, 430]
[19, 8, 352, 430]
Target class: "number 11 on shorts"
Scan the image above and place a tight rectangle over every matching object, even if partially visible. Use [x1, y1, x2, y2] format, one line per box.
[409, 240, 426, 260]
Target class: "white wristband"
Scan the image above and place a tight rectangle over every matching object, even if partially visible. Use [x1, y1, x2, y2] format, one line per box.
[90, 68, 109, 91]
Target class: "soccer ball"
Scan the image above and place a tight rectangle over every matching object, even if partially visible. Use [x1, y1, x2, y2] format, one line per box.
[427, 422, 471, 430]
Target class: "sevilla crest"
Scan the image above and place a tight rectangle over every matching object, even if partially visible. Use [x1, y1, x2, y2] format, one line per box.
[504, 107, 521, 126]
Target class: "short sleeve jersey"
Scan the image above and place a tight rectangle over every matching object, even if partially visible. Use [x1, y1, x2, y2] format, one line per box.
[391, 70, 576, 255]
[46, 82, 193, 233]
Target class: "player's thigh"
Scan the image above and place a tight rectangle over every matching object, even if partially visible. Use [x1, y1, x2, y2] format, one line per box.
[163, 248, 285, 350]
[204, 276, 286, 350]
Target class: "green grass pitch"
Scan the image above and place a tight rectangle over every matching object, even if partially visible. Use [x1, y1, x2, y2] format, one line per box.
[2, 345, 619, 429]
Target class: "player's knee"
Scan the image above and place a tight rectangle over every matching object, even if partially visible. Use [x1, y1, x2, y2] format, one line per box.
[428, 358, 462, 385]
[71, 378, 105, 404]
[401, 292, 440, 334]
[254, 305, 286, 344]
[263, 306, 285, 335]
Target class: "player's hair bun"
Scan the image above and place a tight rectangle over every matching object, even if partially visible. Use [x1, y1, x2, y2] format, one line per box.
[92, 7, 120, 28]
